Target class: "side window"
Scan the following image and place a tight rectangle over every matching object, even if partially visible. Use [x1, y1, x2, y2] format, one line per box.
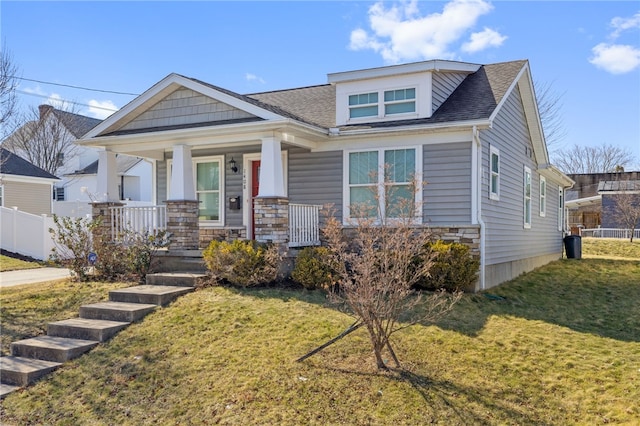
[539, 176, 546, 217]
[0, 185, 3, 207]
[558, 187, 564, 232]
[524, 166, 532, 228]
[489, 146, 500, 200]
[384, 88, 416, 115]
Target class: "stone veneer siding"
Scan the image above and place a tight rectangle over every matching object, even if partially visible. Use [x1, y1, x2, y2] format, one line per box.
[199, 227, 247, 248]
[254, 197, 289, 246]
[165, 200, 199, 250]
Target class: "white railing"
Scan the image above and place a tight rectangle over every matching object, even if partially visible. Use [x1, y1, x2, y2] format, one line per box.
[0, 206, 56, 260]
[581, 228, 640, 239]
[289, 203, 322, 247]
[110, 205, 167, 241]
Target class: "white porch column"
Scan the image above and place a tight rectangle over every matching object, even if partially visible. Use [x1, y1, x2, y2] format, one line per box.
[169, 145, 196, 201]
[96, 150, 119, 202]
[258, 136, 285, 197]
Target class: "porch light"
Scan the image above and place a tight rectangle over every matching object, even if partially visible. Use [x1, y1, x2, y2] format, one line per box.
[229, 157, 238, 173]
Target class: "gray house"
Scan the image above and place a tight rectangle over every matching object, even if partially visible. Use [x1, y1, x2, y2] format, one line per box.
[76, 59, 573, 290]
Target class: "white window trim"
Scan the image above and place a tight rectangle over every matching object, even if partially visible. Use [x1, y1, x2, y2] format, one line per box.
[343, 145, 423, 224]
[539, 175, 546, 217]
[346, 86, 419, 123]
[524, 166, 532, 229]
[489, 145, 500, 201]
[0, 185, 3, 207]
[558, 186, 564, 232]
[167, 155, 225, 227]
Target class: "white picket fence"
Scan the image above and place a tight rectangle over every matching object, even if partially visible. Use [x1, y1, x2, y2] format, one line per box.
[0, 206, 57, 261]
[581, 228, 640, 239]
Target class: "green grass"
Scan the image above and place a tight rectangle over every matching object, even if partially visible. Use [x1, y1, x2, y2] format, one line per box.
[0, 281, 131, 356]
[1, 257, 639, 425]
[582, 237, 640, 260]
[0, 254, 42, 272]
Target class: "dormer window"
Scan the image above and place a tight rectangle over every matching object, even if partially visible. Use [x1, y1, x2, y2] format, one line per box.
[349, 92, 378, 118]
[384, 88, 416, 115]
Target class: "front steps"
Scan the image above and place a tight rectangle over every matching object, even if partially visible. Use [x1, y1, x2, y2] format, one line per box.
[0, 271, 206, 398]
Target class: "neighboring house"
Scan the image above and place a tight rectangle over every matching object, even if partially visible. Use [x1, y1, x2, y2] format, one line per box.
[565, 171, 640, 232]
[1, 105, 152, 208]
[0, 148, 59, 215]
[76, 59, 573, 290]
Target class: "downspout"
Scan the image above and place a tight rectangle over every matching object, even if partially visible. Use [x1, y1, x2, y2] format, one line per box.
[473, 126, 486, 291]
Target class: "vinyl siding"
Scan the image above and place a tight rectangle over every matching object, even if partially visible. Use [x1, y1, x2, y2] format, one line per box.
[3, 181, 52, 215]
[288, 148, 342, 218]
[122, 88, 257, 131]
[423, 142, 473, 225]
[481, 86, 563, 266]
[432, 72, 467, 113]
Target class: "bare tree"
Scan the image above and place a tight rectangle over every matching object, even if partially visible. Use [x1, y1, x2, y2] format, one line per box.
[608, 182, 640, 242]
[0, 43, 19, 138]
[535, 79, 566, 152]
[2, 104, 81, 176]
[553, 143, 637, 174]
[318, 171, 462, 371]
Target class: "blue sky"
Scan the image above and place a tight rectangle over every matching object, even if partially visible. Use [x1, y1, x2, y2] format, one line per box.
[2, 1, 639, 162]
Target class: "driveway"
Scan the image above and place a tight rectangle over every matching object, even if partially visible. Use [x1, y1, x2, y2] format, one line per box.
[0, 268, 72, 288]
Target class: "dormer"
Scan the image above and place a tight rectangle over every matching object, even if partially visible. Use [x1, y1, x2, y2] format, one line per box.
[328, 60, 480, 126]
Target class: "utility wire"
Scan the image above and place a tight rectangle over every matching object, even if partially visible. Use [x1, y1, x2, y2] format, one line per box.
[16, 90, 119, 112]
[14, 76, 140, 96]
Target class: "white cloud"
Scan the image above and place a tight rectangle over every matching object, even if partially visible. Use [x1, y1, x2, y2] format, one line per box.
[245, 73, 265, 84]
[46, 93, 67, 109]
[87, 99, 118, 120]
[610, 11, 640, 39]
[462, 27, 507, 53]
[349, 0, 501, 63]
[589, 43, 640, 74]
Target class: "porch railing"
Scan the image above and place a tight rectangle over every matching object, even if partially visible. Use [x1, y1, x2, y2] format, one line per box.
[289, 203, 322, 247]
[581, 228, 640, 239]
[110, 205, 167, 241]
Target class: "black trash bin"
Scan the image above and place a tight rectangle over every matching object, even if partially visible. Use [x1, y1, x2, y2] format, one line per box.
[564, 235, 582, 259]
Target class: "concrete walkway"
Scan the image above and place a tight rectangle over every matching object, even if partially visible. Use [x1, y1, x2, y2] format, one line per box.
[0, 268, 72, 288]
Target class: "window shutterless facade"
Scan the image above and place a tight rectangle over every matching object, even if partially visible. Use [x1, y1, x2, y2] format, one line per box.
[558, 187, 564, 232]
[524, 166, 532, 228]
[345, 147, 421, 221]
[384, 88, 416, 115]
[489, 146, 500, 200]
[349, 92, 378, 118]
[348, 87, 416, 120]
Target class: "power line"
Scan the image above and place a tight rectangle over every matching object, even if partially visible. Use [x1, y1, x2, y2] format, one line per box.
[16, 90, 119, 112]
[14, 76, 140, 96]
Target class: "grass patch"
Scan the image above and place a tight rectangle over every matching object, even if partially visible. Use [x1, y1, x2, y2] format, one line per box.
[1, 259, 638, 424]
[0, 280, 131, 356]
[582, 237, 640, 260]
[0, 254, 42, 272]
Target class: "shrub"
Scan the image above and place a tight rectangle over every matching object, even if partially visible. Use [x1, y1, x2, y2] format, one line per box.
[415, 240, 480, 292]
[292, 246, 339, 290]
[49, 215, 100, 281]
[203, 240, 280, 287]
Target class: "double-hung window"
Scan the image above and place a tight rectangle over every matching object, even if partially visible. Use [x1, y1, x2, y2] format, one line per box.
[539, 176, 546, 217]
[349, 92, 378, 119]
[489, 146, 500, 200]
[384, 88, 416, 115]
[346, 147, 420, 221]
[195, 158, 222, 222]
[558, 187, 564, 232]
[524, 166, 532, 228]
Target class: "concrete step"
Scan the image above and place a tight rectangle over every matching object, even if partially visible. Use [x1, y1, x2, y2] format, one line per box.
[151, 250, 206, 273]
[10, 336, 99, 363]
[48, 318, 130, 342]
[1, 383, 20, 399]
[0, 356, 62, 386]
[109, 285, 194, 306]
[80, 301, 157, 322]
[146, 272, 207, 287]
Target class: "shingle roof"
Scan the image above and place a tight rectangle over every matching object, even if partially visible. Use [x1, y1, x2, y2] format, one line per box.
[66, 155, 144, 176]
[51, 109, 102, 138]
[0, 148, 59, 180]
[598, 180, 640, 192]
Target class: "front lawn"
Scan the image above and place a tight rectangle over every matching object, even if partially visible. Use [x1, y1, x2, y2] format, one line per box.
[0, 254, 42, 272]
[582, 237, 640, 259]
[1, 257, 638, 424]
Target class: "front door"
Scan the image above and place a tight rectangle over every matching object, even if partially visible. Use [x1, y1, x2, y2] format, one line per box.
[251, 160, 261, 239]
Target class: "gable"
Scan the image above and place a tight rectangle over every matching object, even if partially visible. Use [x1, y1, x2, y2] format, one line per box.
[119, 87, 259, 133]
